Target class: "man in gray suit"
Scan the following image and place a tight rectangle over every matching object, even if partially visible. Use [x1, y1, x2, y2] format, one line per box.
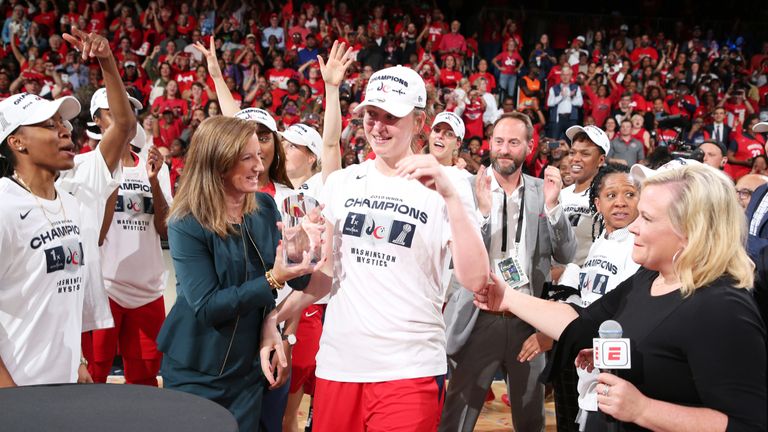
[440, 112, 576, 432]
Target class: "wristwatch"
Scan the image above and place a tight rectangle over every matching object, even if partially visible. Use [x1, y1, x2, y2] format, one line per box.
[282, 333, 297, 346]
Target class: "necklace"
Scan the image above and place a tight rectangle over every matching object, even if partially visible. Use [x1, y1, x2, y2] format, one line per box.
[12, 171, 68, 226]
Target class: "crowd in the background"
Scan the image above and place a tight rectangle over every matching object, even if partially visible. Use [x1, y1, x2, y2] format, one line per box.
[2, 0, 767, 189]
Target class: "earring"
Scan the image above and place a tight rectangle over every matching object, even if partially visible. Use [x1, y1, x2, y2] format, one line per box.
[672, 248, 684, 264]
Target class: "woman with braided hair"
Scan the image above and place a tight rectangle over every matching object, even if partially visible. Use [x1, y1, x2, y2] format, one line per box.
[559, 163, 641, 308]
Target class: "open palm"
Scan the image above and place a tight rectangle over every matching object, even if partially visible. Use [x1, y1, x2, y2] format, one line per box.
[318, 41, 354, 87]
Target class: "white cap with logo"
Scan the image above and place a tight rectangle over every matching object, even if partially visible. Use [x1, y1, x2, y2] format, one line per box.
[85, 122, 147, 148]
[754, 122, 768, 134]
[566, 125, 611, 155]
[432, 111, 465, 140]
[0, 93, 81, 144]
[89, 87, 144, 120]
[279, 123, 322, 160]
[353, 65, 427, 118]
[630, 158, 703, 183]
[234, 108, 278, 132]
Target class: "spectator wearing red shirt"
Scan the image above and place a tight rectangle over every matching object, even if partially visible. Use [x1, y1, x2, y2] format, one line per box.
[32, 1, 57, 33]
[367, 5, 389, 41]
[725, 115, 766, 181]
[462, 88, 486, 139]
[438, 55, 462, 89]
[426, 10, 448, 49]
[267, 56, 299, 90]
[173, 53, 196, 95]
[151, 80, 189, 119]
[582, 77, 612, 127]
[492, 39, 524, 101]
[629, 34, 659, 66]
[468, 58, 496, 93]
[152, 107, 185, 149]
[438, 20, 467, 63]
[721, 87, 755, 127]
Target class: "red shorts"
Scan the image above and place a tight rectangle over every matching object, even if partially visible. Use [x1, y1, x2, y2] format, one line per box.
[81, 296, 165, 385]
[289, 304, 326, 395]
[313, 376, 446, 432]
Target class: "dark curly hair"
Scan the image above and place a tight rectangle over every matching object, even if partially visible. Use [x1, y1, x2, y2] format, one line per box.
[589, 163, 631, 240]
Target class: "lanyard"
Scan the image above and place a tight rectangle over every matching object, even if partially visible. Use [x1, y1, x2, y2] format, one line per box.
[501, 188, 525, 253]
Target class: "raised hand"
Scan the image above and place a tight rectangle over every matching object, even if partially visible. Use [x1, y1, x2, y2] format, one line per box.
[474, 165, 492, 217]
[63, 27, 112, 61]
[542, 165, 562, 210]
[318, 40, 354, 87]
[193, 35, 223, 80]
[145, 145, 163, 181]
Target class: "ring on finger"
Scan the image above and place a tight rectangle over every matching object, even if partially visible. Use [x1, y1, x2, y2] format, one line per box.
[602, 385, 610, 397]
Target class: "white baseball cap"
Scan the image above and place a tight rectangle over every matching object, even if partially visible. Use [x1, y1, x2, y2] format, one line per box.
[754, 122, 768, 133]
[0, 93, 81, 144]
[353, 65, 427, 118]
[630, 158, 703, 183]
[234, 108, 278, 132]
[566, 125, 611, 155]
[432, 111, 465, 140]
[89, 87, 143, 120]
[279, 123, 322, 160]
[84, 122, 147, 148]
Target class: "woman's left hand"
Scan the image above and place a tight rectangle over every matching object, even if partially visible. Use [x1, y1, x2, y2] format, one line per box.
[595, 372, 651, 423]
[259, 310, 288, 387]
[395, 154, 457, 199]
[77, 364, 93, 384]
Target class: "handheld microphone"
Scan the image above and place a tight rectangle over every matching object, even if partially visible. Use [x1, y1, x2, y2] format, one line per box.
[593, 320, 631, 432]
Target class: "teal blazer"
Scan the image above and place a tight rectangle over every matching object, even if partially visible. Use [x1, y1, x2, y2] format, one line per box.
[157, 193, 309, 377]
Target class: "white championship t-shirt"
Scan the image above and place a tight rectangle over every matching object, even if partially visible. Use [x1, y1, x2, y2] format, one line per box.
[0, 179, 86, 385]
[559, 227, 639, 307]
[100, 154, 173, 309]
[57, 150, 120, 331]
[316, 160, 468, 382]
[559, 184, 593, 266]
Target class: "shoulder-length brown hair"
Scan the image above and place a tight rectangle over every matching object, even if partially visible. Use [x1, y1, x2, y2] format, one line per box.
[169, 116, 259, 237]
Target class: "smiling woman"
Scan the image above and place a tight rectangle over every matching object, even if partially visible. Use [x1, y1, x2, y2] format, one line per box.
[475, 161, 766, 432]
[0, 28, 137, 389]
[267, 63, 489, 432]
[156, 116, 322, 431]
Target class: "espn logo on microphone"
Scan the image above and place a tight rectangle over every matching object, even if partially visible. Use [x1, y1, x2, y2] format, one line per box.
[592, 338, 632, 369]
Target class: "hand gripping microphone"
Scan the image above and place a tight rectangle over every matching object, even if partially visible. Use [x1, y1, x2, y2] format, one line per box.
[593, 320, 631, 431]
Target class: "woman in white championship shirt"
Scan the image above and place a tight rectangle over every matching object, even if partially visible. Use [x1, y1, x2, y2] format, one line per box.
[0, 30, 138, 387]
[264, 64, 490, 432]
[85, 124, 172, 385]
[558, 163, 641, 307]
[281, 41, 352, 432]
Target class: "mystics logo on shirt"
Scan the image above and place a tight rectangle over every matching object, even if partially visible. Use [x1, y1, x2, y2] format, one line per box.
[115, 180, 154, 232]
[28, 218, 85, 279]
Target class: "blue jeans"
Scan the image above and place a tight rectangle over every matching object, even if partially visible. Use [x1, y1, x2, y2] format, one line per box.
[498, 73, 518, 101]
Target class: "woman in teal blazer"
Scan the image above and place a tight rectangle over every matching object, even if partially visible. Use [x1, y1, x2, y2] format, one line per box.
[157, 116, 317, 431]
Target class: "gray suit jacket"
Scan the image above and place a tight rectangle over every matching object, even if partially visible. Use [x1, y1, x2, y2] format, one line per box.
[444, 173, 576, 356]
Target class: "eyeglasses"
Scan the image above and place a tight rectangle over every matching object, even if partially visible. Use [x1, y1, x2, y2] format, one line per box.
[736, 189, 753, 199]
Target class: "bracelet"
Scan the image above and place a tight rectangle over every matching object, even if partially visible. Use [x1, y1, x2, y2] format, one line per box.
[80, 356, 88, 367]
[265, 270, 284, 290]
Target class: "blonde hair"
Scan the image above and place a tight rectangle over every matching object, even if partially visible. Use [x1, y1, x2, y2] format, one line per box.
[169, 116, 259, 237]
[644, 165, 754, 296]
